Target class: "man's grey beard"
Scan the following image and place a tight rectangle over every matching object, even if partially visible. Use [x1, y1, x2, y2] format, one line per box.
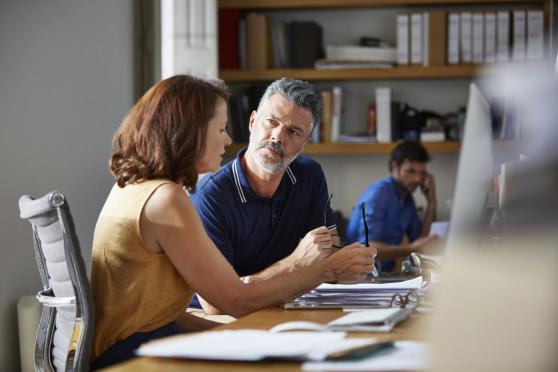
[251, 138, 300, 175]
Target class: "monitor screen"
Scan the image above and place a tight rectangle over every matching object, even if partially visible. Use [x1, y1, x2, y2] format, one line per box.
[445, 83, 494, 253]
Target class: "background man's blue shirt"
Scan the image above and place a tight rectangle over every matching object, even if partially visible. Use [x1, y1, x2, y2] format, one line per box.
[346, 176, 421, 248]
[191, 149, 333, 277]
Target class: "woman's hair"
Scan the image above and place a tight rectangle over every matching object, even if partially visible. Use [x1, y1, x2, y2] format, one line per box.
[110, 75, 229, 192]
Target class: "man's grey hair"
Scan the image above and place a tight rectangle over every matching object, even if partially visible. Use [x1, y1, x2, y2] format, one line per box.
[256, 78, 321, 134]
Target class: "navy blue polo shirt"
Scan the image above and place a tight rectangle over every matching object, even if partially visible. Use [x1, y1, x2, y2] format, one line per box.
[346, 176, 421, 270]
[191, 149, 333, 276]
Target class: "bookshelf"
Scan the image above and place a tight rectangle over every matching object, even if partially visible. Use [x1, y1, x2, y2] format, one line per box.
[221, 65, 480, 82]
[218, 0, 552, 154]
[225, 141, 460, 156]
[219, 0, 547, 9]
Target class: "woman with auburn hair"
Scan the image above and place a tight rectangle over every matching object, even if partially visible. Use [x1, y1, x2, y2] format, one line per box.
[89, 75, 376, 369]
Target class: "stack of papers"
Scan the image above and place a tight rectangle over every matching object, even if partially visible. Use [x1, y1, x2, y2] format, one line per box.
[283, 277, 423, 309]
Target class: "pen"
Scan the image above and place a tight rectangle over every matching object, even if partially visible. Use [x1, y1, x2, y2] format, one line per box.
[327, 341, 395, 360]
[323, 193, 334, 227]
[360, 202, 379, 278]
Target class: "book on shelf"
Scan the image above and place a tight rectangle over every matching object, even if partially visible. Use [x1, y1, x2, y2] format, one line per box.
[331, 86, 342, 143]
[447, 12, 460, 64]
[290, 21, 323, 68]
[423, 11, 446, 67]
[396, 13, 410, 65]
[219, 9, 243, 69]
[512, 10, 526, 61]
[325, 45, 396, 63]
[484, 12, 497, 64]
[527, 10, 544, 61]
[320, 90, 332, 143]
[496, 11, 510, 62]
[375, 87, 391, 143]
[314, 60, 394, 69]
[460, 12, 472, 63]
[337, 134, 377, 143]
[410, 13, 423, 64]
[270, 19, 290, 68]
[246, 13, 269, 69]
[238, 18, 247, 69]
[472, 12, 484, 64]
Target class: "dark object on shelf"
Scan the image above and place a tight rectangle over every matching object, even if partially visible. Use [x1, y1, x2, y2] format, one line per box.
[399, 104, 421, 140]
[420, 110, 446, 141]
[390, 101, 401, 141]
[359, 36, 382, 47]
[290, 21, 324, 68]
[443, 113, 460, 141]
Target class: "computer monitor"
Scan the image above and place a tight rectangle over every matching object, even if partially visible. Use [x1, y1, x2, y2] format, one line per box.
[445, 83, 494, 254]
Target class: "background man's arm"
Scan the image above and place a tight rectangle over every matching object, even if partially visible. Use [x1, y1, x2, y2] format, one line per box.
[373, 236, 439, 260]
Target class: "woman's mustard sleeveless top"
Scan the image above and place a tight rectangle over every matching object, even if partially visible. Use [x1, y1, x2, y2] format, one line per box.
[90, 179, 193, 359]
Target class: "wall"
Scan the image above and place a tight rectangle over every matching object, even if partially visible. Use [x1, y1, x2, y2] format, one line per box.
[0, 1, 134, 370]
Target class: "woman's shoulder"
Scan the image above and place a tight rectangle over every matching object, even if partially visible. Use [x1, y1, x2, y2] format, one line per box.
[141, 181, 195, 223]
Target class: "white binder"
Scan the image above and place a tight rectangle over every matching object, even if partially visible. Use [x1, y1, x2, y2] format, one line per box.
[496, 11, 510, 62]
[472, 13, 484, 63]
[484, 12, 497, 63]
[512, 10, 526, 61]
[396, 14, 410, 65]
[527, 10, 544, 60]
[447, 13, 460, 64]
[460, 12, 472, 63]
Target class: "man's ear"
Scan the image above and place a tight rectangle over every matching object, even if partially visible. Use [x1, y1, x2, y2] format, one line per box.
[248, 110, 256, 132]
[390, 160, 398, 175]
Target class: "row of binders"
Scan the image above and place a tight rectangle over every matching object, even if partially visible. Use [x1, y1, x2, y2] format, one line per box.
[397, 9, 545, 66]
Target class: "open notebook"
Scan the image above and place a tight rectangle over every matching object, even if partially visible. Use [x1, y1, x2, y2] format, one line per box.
[270, 308, 412, 333]
[137, 330, 392, 362]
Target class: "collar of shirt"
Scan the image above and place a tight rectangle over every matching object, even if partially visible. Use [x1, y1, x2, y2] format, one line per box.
[231, 148, 298, 204]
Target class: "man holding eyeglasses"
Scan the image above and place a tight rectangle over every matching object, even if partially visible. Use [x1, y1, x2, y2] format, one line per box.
[346, 140, 439, 272]
[191, 78, 359, 314]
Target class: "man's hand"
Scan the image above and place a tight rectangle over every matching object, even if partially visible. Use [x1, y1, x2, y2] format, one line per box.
[409, 235, 439, 254]
[421, 172, 436, 203]
[324, 242, 376, 283]
[289, 226, 336, 269]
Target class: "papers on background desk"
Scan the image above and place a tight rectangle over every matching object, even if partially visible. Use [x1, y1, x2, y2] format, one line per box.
[303, 340, 430, 371]
[283, 277, 423, 309]
[137, 329, 387, 362]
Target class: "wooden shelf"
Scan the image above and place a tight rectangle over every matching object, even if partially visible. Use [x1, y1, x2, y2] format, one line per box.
[220, 65, 483, 82]
[225, 141, 460, 156]
[219, 0, 545, 9]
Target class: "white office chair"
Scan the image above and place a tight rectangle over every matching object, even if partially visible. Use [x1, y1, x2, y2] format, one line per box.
[19, 191, 94, 372]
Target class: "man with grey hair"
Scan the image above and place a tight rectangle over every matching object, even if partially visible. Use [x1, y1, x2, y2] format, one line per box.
[191, 78, 343, 314]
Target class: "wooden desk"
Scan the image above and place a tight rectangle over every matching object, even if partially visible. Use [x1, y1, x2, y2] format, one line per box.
[105, 307, 424, 372]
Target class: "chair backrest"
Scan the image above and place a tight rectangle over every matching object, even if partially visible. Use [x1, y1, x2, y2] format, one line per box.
[19, 191, 94, 372]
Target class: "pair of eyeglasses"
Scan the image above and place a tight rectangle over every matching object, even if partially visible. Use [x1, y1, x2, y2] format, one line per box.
[389, 291, 419, 309]
[360, 203, 380, 278]
[360, 202, 369, 247]
[323, 193, 333, 227]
